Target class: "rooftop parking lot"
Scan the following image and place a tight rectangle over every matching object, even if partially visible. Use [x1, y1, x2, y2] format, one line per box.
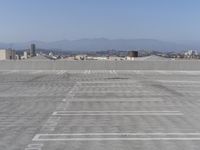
[1, 68, 200, 150]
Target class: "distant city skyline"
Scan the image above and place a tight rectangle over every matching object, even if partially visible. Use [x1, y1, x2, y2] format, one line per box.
[0, 0, 200, 43]
[1, 38, 200, 52]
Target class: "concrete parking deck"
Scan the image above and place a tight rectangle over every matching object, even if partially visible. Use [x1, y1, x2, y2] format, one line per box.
[0, 69, 200, 149]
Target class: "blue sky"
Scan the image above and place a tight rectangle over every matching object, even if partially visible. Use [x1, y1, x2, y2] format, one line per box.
[0, 0, 200, 43]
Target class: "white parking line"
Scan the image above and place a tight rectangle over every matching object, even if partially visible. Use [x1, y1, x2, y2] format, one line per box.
[71, 98, 164, 102]
[31, 71, 43, 74]
[113, 70, 117, 74]
[84, 70, 91, 74]
[52, 111, 183, 116]
[57, 70, 66, 75]
[33, 133, 200, 141]
[157, 80, 200, 84]
[33, 133, 200, 136]
[108, 70, 117, 74]
[52, 113, 183, 116]
[53, 111, 180, 113]
[32, 138, 200, 141]
[25, 148, 42, 150]
[75, 91, 155, 93]
[25, 143, 43, 150]
[71, 100, 164, 102]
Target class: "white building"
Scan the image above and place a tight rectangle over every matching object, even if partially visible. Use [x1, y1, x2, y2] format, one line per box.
[0, 49, 16, 60]
[21, 51, 28, 59]
[184, 50, 198, 57]
[75, 55, 87, 60]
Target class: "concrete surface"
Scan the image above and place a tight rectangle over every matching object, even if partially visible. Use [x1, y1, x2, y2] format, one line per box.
[1, 69, 200, 150]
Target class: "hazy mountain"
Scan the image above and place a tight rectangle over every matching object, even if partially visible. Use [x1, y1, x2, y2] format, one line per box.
[0, 38, 197, 51]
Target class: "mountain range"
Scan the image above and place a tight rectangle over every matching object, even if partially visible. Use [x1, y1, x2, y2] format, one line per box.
[0, 38, 198, 52]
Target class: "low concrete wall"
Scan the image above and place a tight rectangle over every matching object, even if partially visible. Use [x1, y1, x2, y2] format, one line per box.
[0, 60, 200, 70]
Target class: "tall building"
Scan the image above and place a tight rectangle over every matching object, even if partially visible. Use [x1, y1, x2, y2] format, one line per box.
[30, 44, 36, 57]
[0, 49, 16, 60]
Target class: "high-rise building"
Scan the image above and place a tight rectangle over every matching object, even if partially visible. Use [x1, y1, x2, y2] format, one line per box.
[30, 44, 36, 57]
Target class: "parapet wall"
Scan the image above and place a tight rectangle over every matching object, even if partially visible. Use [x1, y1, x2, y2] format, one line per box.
[0, 60, 200, 70]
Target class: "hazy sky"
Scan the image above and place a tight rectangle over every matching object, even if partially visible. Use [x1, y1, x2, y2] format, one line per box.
[0, 0, 200, 42]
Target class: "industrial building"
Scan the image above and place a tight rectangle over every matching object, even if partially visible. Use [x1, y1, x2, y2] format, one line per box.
[128, 51, 138, 57]
[0, 49, 16, 60]
[126, 51, 138, 60]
